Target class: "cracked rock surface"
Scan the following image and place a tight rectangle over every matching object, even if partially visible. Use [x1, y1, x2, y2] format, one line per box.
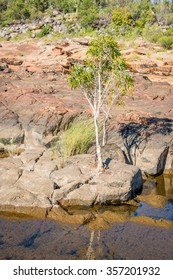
[0, 39, 173, 217]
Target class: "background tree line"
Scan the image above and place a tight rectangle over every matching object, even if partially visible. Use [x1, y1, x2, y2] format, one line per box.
[0, 0, 173, 48]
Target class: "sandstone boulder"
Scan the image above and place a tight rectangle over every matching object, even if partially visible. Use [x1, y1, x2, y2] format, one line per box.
[164, 139, 173, 173]
[135, 136, 169, 175]
[51, 156, 143, 207]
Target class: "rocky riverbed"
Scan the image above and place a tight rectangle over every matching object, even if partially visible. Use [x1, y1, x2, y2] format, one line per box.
[0, 38, 173, 226]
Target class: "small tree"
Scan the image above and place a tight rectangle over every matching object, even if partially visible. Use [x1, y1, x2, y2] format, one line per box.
[69, 35, 133, 172]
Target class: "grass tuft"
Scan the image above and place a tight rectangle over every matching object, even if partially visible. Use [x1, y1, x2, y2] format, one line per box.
[58, 118, 95, 157]
[52, 118, 95, 169]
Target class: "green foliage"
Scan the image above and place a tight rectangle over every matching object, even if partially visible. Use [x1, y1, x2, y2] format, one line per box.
[57, 119, 95, 157]
[0, 0, 7, 13]
[69, 34, 133, 96]
[112, 7, 133, 27]
[143, 25, 163, 43]
[36, 24, 53, 38]
[30, 0, 48, 12]
[143, 25, 173, 49]
[1, 0, 173, 48]
[78, 0, 99, 28]
[50, 0, 77, 13]
[129, 0, 156, 29]
[158, 35, 173, 50]
[1, 0, 31, 22]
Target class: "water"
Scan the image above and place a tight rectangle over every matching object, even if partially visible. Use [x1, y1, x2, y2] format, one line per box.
[0, 175, 173, 260]
[133, 201, 173, 221]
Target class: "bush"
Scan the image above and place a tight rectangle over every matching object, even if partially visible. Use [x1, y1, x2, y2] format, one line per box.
[158, 36, 173, 50]
[36, 24, 53, 38]
[143, 25, 163, 43]
[143, 26, 173, 49]
[78, 0, 99, 28]
[111, 7, 133, 36]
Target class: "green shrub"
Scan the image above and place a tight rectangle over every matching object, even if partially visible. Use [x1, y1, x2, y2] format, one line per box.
[143, 25, 163, 43]
[158, 36, 173, 50]
[112, 7, 133, 27]
[36, 24, 53, 38]
[78, 0, 99, 28]
[111, 7, 133, 36]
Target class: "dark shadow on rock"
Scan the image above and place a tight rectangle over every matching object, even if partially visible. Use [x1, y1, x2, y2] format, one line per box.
[119, 117, 173, 165]
[103, 157, 112, 169]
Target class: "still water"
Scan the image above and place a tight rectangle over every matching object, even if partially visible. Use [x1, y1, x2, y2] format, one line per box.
[0, 175, 173, 260]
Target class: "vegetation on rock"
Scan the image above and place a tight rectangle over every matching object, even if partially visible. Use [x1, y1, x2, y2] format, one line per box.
[0, 1, 173, 49]
[57, 118, 95, 157]
[69, 35, 133, 171]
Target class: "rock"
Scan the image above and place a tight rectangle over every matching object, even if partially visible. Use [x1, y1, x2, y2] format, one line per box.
[0, 38, 173, 215]
[127, 61, 158, 74]
[73, 37, 90, 46]
[88, 143, 126, 167]
[142, 178, 157, 195]
[0, 62, 8, 71]
[101, 143, 126, 167]
[14, 169, 53, 196]
[0, 58, 23, 66]
[0, 157, 22, 186]
[0, 157, 51, 212]
[136, 136, 169, 176]
[44, 17, 54, 24]
[50, 164, 87, 187]
[54, 157, 143, 207]
[34, 149, 57, 177]
[48, 205, 93, 225]
[52, 10, 59, 17]
[57, 184, 98, 207]
[0, 151, 53, 211]
[164, 139, 173, 173]
[153, 66, 172, 76]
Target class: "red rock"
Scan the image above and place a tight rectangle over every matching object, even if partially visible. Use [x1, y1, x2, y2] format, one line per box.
[0, 57, 23, 65]
[153, 66, 172, 76]
[8, 65, 20, 71]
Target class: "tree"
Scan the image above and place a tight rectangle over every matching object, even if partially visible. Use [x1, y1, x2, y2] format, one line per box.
[69, 35, 133, 172]
[78, 0, 99, 28]
[111, 6, 133, 34]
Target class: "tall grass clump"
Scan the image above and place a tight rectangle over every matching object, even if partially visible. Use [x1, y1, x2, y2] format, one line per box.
[52, 118, 96, 169]
[58, 118, 95, 158]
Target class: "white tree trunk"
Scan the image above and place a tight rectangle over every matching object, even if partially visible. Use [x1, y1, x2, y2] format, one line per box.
[94, 116, 103, 172]
[102, 118, 106, 147]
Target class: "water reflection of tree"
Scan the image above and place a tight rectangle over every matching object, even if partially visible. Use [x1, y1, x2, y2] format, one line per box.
[86, 230, 101, 260]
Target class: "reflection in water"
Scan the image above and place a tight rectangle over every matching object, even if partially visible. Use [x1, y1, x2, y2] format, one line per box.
[133, 202, 173, 221]
[0, 174, 173, 260]
[86, 230, 103, 260]
[156, 175, 173, 198]
[86, 231, 95, 260]
[0, 217, 173, 260]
